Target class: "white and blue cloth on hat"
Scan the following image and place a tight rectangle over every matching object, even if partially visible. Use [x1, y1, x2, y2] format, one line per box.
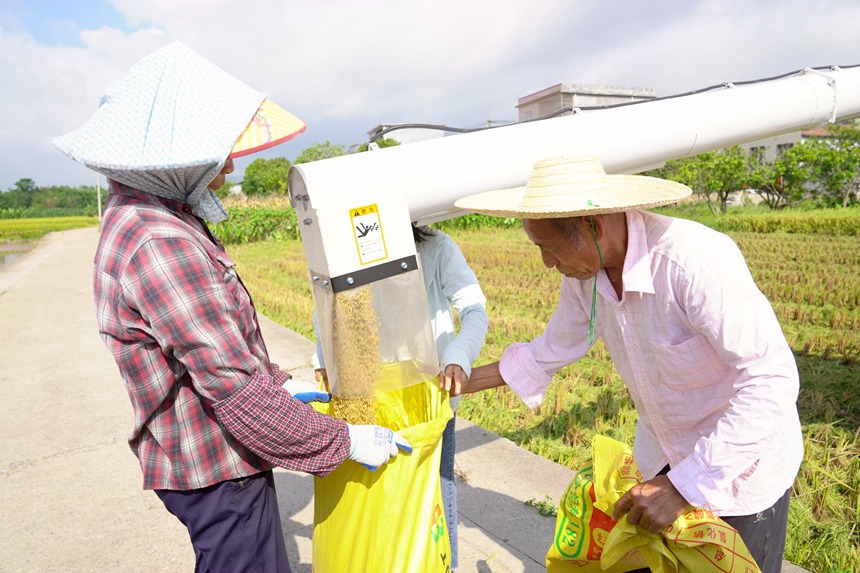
[53, 41, 264, 222]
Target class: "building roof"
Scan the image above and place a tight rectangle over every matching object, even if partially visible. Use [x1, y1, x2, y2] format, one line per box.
[517, 83, 656, 107]
[801, 126, 834, 138]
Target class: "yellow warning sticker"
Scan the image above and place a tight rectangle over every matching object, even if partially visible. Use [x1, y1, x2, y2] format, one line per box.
[350, 204, 388, 265]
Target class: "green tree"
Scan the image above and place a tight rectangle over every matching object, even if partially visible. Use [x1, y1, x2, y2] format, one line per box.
[749, 144, 817, 209]
[0, 178, 38, 210]
[0, 181, 103, 216]
[355, 138, 402, 152]
[662, 146, 754, 215]
[651, 128, 860, 211]
[13, 178, 37, 194]
[242, 157, 292, 196]
[294, 140, 346, 164]
[807, 124, 860, 207]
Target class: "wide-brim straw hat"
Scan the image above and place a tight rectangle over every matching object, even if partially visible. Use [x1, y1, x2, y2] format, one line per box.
[454, 155, 691, 218]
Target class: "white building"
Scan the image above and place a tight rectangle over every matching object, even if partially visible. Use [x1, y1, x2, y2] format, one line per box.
[516, 83, 656, 122]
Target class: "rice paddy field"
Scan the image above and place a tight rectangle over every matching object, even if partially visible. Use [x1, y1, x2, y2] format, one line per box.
[0, 216, 99, 242]
[4, 207, 857, 572]
[228, 221, 860, 573]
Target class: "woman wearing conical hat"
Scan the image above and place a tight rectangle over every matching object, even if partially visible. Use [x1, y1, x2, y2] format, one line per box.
[53, 42, 410, 573]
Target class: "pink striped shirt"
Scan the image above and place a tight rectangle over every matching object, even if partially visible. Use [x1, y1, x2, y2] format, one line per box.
[500, 210, 802, 516]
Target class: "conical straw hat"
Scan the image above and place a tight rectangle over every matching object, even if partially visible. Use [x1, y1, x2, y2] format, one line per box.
[455, 155, 691, 218]
[229, 98, 306, 158]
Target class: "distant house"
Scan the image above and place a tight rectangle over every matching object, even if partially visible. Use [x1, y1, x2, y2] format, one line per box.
[744, 122, 856, 164]
[741, 132, 801, 164]
[516, 83, 656, 122]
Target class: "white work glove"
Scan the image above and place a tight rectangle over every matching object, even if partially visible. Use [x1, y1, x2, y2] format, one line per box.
[282, 378, 331, 403]
[347, 424, 413, 471]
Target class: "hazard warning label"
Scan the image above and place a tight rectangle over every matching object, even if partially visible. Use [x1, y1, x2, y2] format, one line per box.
[350, 203, 387, 265]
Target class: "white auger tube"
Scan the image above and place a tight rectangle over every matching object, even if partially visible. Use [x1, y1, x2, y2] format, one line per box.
[289, 66, 860, 225]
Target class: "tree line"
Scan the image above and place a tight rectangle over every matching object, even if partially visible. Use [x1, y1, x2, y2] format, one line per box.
[648, 122, 860, 213]
[240, 138, 401, 196]
[0, 140, 397, 219]
[0, 178, 103, 218]
[2, 128, 857, 218]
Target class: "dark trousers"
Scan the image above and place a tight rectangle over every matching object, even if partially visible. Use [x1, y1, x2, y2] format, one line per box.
[630, 467, 791, 573]
[719, 486, 791, 573]
[155, 470, 291, 573]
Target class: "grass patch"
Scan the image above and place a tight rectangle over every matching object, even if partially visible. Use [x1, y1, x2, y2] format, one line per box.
[12, 200, 856, 571]
[229, 223, 859, 572]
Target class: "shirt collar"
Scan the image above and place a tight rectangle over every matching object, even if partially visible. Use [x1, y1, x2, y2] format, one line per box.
[110, 180, 189, 215]
[620, 210, 655, 295]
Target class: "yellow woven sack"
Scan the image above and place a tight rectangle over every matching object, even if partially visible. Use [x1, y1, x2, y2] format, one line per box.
[311, 380, 453, 573]
[547, 435, 761, 573]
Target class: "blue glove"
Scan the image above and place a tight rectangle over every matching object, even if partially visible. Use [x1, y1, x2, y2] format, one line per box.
[346, 424, 413, 471]
[282, 378, 331, 403]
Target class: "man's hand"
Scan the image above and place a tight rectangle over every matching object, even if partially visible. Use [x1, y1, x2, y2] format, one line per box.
[449, 361, 505, 397]
[440, 364, 468, 395]
[611, 475, 689, 534]
[315, 368, 330, 393]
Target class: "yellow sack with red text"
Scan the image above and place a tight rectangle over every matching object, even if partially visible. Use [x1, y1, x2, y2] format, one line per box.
[546, 435, 761, 573]
[311, 380, 453, 573]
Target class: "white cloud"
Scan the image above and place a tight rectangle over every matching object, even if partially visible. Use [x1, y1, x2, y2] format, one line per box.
[1, 0, 859, 189]
[550, 0, 859, 97]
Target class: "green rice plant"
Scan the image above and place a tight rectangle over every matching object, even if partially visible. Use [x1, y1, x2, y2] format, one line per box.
[228, 219, 860, 572]
[714, 214, 860, 235]
[0, 216, 99, 243]
[656, 203, 860, 236]
[211, 206, 298, 244]
[434, 212, 522, 231]
[226, 239, 315, 339]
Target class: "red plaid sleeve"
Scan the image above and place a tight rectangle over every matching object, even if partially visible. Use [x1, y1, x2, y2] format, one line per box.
[271, 364, 292, 386]
[214, 370, 350, 476]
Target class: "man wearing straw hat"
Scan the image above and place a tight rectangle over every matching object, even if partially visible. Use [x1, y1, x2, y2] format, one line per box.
[52, 42, 410, 573]
[453, 155, 802, 573]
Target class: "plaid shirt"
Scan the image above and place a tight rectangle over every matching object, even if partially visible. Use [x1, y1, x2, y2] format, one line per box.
[94, 184, 349, 490]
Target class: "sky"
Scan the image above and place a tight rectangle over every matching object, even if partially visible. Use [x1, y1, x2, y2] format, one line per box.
[1, 0, 858, 190]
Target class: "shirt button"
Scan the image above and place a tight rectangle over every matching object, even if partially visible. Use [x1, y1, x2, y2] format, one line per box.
[620, 307, 626, 312]
[629, 345, 637, 351]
